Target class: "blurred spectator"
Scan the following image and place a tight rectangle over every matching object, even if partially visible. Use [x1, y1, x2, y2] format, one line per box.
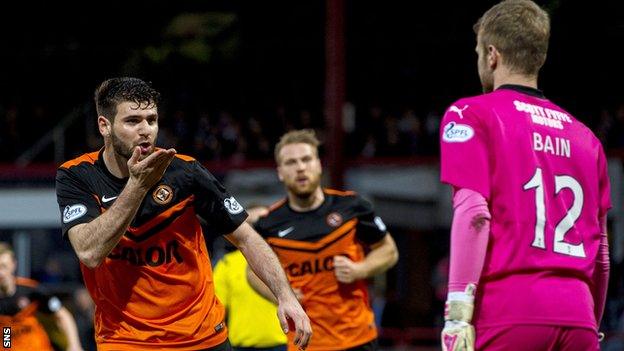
[613, 104, 624, 148]
[398, 108, 424, 155]
[73, 288, 95, 351]
[0, 242, 83, 351]
[37, 257, 64, 284]
[6, 97, 624, 163]
[0, 104, 22, 162]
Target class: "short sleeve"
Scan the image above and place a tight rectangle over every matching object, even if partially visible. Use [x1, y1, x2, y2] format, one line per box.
[355, 196, 387, 245]
[597, 145, 611, 218]
[192, 161, 248, 236]
[440, 101, 491, 199]
[253, 216, 271, 239]
[56, 168, 101, 237]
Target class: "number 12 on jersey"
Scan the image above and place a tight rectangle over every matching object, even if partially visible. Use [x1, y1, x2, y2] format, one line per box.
[523, 167, 586, 258]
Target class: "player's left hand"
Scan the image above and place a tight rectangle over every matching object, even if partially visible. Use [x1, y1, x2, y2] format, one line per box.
[442, 284, 476, 351]
[441, 320, 475, 351]
[277, 294, 312, 350]
[333, 255, 364, 283]
[245, 206, 269, 224]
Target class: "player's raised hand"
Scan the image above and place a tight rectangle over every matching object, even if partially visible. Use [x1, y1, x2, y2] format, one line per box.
[276, 294, 312, 350]
[333, 255, 363, 283]
[128, 147, 176, 190]
[245, 206, 269, 224]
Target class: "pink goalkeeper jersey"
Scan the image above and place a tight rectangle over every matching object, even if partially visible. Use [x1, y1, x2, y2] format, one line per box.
[440, 85, 611, 330]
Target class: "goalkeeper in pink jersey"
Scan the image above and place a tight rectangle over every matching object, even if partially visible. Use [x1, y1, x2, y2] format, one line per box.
[439, 1, 611, 350]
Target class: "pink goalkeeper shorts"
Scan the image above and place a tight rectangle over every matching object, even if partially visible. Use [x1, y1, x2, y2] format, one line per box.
[476, 325, 599, 351]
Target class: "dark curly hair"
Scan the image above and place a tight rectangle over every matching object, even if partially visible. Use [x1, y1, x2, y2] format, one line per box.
[94, 77, 161, 120]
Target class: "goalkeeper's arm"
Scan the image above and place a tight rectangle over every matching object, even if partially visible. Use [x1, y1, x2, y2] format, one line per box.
[442, 187, 490, 351]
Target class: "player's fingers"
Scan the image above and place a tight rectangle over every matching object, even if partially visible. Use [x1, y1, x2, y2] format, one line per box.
[149, 150, 176, 173]
[155, 151, 176, 171]
[293, 321, 303, 346]
[277, 309, 289, 334]
[292, 314, 307, 349]
[139, 148, 166, 167]
[441, 333, 451, 351]
[334, 270, 344, 282]
[333, 255, 346, 262]
[128, 146, 141, 166]
[299, 315, 312, 349]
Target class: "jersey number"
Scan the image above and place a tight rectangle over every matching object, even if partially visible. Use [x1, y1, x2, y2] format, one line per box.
[523, 167, 586, 258]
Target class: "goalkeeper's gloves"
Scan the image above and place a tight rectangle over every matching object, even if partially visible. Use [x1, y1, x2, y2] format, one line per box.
[441, 284, 476, 351]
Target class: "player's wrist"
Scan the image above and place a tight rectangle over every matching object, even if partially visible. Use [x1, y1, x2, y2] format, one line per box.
[354, 262, 368, 280]
[444, 284, 476, 324]
[126, 177, 151, 194]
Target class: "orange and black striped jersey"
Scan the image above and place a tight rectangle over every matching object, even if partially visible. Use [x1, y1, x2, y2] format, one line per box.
[0, 277, 59, 351]
[255, 189, 387, 351]
[55, 149, 248, 351]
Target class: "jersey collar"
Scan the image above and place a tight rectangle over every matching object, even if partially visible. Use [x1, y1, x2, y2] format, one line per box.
[497, 84, 545, 98]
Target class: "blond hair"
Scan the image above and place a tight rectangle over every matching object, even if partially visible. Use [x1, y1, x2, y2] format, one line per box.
[0, 242, 14, 258]
[474, 0, 550, 76]
[274, 129, 320, 164]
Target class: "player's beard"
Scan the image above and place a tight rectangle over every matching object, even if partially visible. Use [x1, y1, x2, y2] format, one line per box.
[480, 71, 494, 93]
[286, 173, 321, 200]
[476, 44, 494, 93]
[110, 132, 135, 160]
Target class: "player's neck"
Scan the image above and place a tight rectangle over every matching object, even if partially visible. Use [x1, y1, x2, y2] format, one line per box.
[288, 187, 325, 212]
[493, 69, 538, 91]
[103, 146, 130, 179]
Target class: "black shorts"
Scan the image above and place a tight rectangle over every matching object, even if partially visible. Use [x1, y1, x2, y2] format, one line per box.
[200, 339, 232, 351]
[345, 339, 379, 351]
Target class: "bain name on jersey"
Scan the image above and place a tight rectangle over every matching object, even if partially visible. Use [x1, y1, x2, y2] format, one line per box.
[533, 132, 571, 158]
[107, 240, 183, 267]
[514, 100, 572, 130]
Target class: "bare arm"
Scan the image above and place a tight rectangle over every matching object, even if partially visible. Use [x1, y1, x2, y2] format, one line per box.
[54, 307, 83, 351]
[246, 265, 278, 303]
[225, 222, 312, 349]
[67, 147, 176, 268]
[334, 233, 399, 283]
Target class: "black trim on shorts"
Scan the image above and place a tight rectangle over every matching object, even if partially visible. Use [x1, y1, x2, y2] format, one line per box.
[199, 339, 232, 351]
[345, 338, 378, 351]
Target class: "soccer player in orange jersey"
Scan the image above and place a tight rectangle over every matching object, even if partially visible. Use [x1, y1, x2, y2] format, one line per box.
[55, 77, 311, 351]
[248, 129, 399, 351]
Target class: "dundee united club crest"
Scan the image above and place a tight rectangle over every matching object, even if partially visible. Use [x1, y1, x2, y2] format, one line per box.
[326, 212, 343, 227]
[152, 184, 174, 205]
